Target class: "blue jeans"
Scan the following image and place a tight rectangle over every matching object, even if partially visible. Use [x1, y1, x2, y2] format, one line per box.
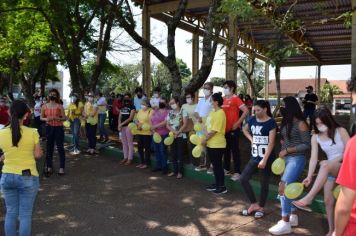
[98, 113, 108, 140]
[70, 118, 81, 150]
[280, 155, 306, 217]
[1, 173, 39, 236]
[153, 135, 168, 171]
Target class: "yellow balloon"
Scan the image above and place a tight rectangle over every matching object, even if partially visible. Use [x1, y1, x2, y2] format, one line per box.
[189, 134, 199, 145]
[63, 121, 70, 128]
[153, 133, 162, 143]
[198, 134, 206, 143]
[128, 122, 137, 130]
[142, 124, 151, 131]
[271, 158, 285, 175]
[169, 131, 174, 137]
[284, 182, 304, 199]
[194, 123, 203, 132]
[333, 185, 341, 199]
[164, 136, 174, 146]
[192, 145, 203, 158]
[130, 127, 138, 135]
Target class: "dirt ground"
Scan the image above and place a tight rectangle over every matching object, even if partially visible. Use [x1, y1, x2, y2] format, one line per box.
[0, 144, 328, 236]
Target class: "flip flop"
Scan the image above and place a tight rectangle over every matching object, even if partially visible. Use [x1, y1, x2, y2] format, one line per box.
[254, 211, 265, 219]
[292, 201, 312, 212]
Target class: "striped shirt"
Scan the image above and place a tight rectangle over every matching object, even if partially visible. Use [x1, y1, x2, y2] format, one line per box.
[281, 120, 310, 157]
[43, 104, 63, 127]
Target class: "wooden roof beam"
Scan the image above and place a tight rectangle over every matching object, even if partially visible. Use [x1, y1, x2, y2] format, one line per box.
[148, 0, 211, 15]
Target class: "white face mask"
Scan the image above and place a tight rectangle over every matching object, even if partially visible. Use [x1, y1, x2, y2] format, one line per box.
[153, 93, 159, 98]
[171, 104, 177, 110]
[71, 97, 77, 103]
[141, 105, 147, 109]
[88, 97, 94, 102]
[318, 125, 328, 133]
[186, 98, 192, 104]
[223, 88, 231, 96]
[203, 89, 211, 97]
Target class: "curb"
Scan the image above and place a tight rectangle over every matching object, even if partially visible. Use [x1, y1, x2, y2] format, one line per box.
[64, 134, 326, 214]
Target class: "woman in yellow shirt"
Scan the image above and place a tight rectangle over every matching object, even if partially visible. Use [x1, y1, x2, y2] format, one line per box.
[67, 93, 84, 155]
[83, 92, 99, 155]
[0, 100, 43, 236]
[135, 98, 153, 169]
[201, 93, 227, 195]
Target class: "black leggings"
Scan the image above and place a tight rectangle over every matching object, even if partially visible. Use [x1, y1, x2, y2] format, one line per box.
[239, 158, 273, 207]
[138, 135, 151, 165]
[224, 128, 241, 173]
[171, 137, 186, 174]
[207, 147, 225, 188]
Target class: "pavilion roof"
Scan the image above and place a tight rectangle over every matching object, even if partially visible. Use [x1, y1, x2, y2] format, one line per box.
[132, 0, 352, 66]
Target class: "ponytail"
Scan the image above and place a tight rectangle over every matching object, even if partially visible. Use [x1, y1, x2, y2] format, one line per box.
[9, 100, 28, 147]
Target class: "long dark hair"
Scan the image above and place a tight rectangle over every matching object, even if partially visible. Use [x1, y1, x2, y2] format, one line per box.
[254, 100, 272, 117]
[10, 100, 28, 147]
[314, 107, 341, 144]
[281, 96, 307, 139]
[49, 88, 61, 104]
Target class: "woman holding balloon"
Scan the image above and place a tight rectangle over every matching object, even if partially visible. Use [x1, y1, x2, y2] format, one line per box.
[151, 98, 169, 174]
[118, 94, 136, 165]
[202, 93, 227, 195]
[292, 107, 349, 236]
[240, 100, 277, 218]
[269, 96, 310, 236]
[166, 97, 188, 179]
[135, 98, 153, 169]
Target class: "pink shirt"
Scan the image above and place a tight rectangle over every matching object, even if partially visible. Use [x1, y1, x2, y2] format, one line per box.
[151, 109, 169, 136]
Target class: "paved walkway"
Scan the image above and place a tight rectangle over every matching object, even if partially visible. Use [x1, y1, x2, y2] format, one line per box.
[1, 150, 327, 235]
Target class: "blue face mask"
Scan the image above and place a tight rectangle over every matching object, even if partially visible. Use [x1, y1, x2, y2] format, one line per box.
[352, 104, 356, 118]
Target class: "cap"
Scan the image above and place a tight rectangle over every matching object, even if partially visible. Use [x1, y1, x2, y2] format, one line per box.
[305, 85, 313, 90]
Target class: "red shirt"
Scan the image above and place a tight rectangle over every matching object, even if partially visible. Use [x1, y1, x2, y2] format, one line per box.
[112, 99, 122, 116]
[336, 136, 356, 236]
[222, 95, 245, 131]
[245, 99, 253, 114]
[0, 106, 10, 125]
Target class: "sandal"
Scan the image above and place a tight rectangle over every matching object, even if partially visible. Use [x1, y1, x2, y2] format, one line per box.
[292, 201, 312, 212]
[240, 209, 255, 216]
[119, 159, 127, 165]
[124, 160, 132, 165]
[254, 210, 265, 219]
[44, 168, 53, 178]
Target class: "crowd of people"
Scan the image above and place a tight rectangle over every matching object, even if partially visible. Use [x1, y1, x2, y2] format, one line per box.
[0, 78, 356, 235]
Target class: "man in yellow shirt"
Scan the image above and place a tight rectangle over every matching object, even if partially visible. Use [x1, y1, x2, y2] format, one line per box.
[201, 93, 227, 195]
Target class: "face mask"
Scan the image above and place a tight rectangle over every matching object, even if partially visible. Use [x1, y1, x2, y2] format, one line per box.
[88, 97, 94, 102]
[186, 98, 192, 104]
[318, 125, 328, 133]
[159, 103, 166, 109]
[141, 105, 147, 109]
[71, 97, 77, 103]
[49, 95, 56, 101]
[171, 104, 177, 110]
[203, 89, 211, 97]
[280, 107, 286, 117]
[153, 93, 159, 98]
[137, 94, 142, 99]
[223, 88, 231, 96]
[124, 99, 130, 106]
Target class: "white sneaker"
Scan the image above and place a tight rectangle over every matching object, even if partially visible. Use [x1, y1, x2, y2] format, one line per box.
[206, 168, 214, 175]
[230, 173, 241, 181]
[70, 149, 80, 155]
[289, 214, 298, 227]
[269, 220, 292, 235]
[195, 166, 207, 172]
[224, 169, 232, 176]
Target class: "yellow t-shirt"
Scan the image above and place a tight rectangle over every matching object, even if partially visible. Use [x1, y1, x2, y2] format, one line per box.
[0, 126, 39, 176]
[135, 108, 153, 135]
[84, 102, 98, 125]
[205, 109, 226, 148]
[68, 102, 84, 121]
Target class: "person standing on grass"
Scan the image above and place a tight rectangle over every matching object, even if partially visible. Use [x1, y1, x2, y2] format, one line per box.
[83, 93, 99, 155]
[96, 92, 109, 143]
[0, 100, 43, 236]
[194, 82, 214, 174]
[222, 80, 249, 181]
[151, 98, 169, 174]
[292, 107, 349, 236]
[118, 94, 136, 165]
[41, 88, 66, 176]
[135, 98, 153, 169]
[67, 93, 84, 155]
[182, 92, 197, 165]
[269, 96, 310, 235]
[166, 97, 188, 179]
[202, 93, 227, 195]
[333, 77, 356, 236]
[240, 100, 277, 219]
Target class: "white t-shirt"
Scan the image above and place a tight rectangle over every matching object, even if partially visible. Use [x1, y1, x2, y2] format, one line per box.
[34, 101, 42, 117]
[97, 97, 107, 114]
[195, 96, 212, 119]
[150, 97, 160, 108]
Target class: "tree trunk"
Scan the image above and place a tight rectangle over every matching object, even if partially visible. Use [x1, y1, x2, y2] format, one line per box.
[20, 76, 35, 106]
[273, 65, 281, 117]
[246, 74, 256, 98]
[169, 64, 182, 97]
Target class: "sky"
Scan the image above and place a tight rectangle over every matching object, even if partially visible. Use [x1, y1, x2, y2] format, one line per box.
[62, 5, 351, 99]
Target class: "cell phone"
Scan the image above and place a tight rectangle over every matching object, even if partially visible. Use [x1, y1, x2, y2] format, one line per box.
[22, 169, 31, 176]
